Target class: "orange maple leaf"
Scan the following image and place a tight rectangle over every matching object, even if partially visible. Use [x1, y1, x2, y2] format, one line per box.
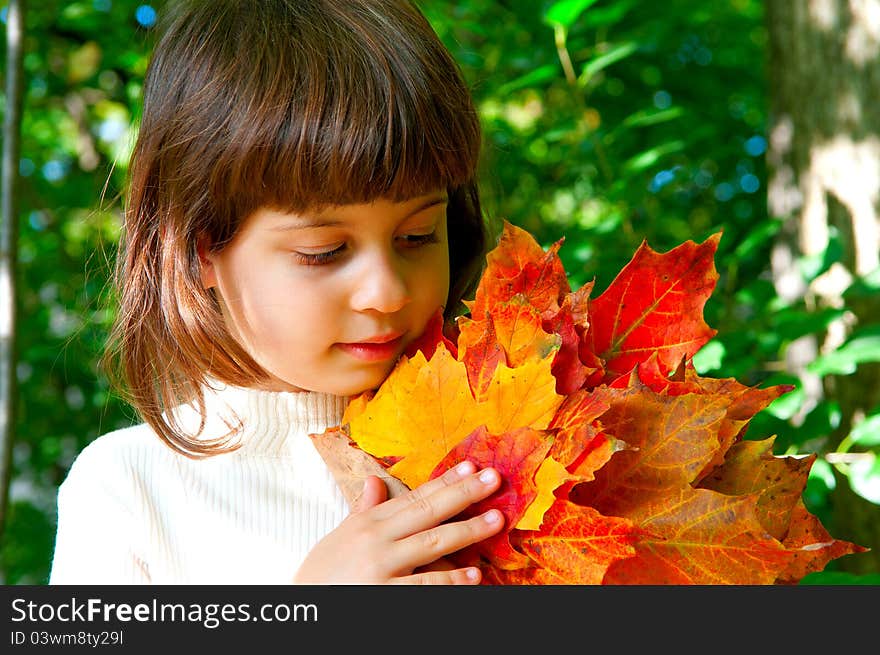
[517, 499, 647, 584]
[600, 487, 792, 584]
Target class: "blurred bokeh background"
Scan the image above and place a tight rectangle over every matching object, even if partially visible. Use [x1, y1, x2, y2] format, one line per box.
[1, 0, 878, 584]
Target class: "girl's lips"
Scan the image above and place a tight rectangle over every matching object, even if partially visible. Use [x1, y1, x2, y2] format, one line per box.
[336, 336, 405, 361]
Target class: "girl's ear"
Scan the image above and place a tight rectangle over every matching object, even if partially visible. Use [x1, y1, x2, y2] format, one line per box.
[197, 237, 218, 289]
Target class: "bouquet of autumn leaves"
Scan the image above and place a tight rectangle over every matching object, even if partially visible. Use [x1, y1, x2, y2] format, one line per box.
[312, 221, 867, 584]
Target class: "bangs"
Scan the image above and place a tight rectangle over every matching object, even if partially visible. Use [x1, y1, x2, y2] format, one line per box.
[194, 0, 482, 220]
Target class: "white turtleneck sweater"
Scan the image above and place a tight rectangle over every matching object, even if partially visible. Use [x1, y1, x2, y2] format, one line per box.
[49, 383, 352, 584]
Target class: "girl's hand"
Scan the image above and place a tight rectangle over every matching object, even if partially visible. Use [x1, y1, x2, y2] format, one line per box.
[292, 460, 504, 584]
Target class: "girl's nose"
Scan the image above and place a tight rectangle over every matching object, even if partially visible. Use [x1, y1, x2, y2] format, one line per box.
[349, 250, 411, 314]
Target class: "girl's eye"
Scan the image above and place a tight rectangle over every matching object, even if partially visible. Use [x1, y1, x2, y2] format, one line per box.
[293, 244, 346, 266]
[292, 231, 438, 266]
[399, 231, 439, 247]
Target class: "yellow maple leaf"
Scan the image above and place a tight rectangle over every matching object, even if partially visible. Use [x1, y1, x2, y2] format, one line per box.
[347, 344, 564, 489]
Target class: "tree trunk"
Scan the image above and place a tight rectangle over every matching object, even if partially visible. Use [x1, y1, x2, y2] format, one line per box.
[766, 0, 880, 574]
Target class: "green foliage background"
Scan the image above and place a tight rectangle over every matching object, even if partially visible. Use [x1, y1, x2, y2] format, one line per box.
[1, 0, 878, 584]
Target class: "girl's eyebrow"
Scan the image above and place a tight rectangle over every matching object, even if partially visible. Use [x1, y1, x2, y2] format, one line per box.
[269, 194, 449, 231]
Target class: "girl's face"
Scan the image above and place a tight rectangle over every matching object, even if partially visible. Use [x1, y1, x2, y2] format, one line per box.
[200, 192, 451, 396]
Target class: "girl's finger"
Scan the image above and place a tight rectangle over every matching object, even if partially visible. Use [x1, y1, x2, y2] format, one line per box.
[391, 509, 505, 571]
[389, 566, 484, 586]
[352, 475, 387, 513]
[381, 466, 502, 538]
[368, 460, 478, 520]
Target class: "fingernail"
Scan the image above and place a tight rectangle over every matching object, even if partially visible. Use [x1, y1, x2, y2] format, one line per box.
[484, 509, 501, 523]
[455, 461, 475, 476]
[479, 468, 498, 484]
[466, 567, 480, 581]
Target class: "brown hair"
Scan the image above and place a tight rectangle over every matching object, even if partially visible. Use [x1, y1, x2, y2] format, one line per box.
[105, 0, 488, 457]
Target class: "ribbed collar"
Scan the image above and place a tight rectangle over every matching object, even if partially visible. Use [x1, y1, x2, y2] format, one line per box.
[178, 381, 350, 457]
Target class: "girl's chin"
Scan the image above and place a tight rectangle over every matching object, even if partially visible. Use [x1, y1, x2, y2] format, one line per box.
[260, 358, 398, 396]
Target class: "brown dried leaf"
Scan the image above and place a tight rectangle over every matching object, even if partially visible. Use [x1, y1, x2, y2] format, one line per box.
[310, 427, 409, 509]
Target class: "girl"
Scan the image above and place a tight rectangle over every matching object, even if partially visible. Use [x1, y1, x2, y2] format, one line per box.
[49, 0, 505, 584]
